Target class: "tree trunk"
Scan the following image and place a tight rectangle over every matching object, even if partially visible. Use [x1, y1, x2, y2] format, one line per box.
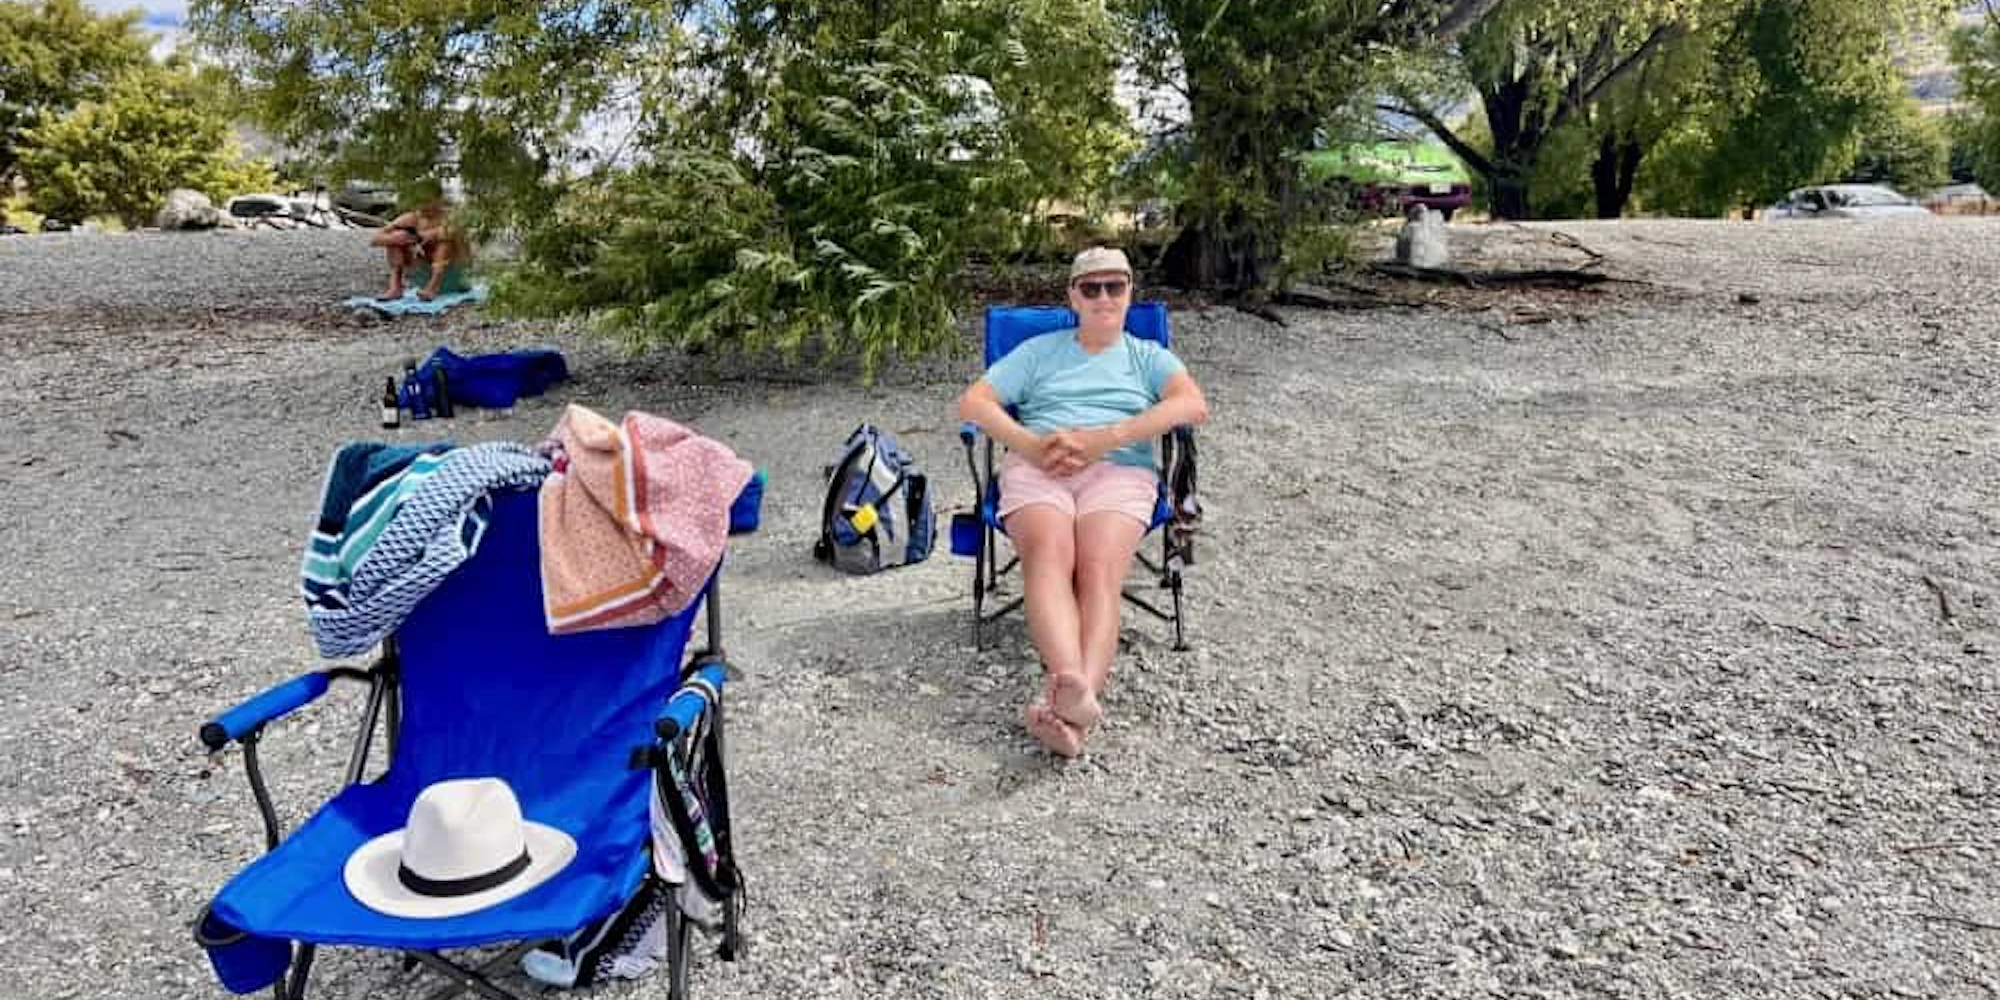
[1479, 80, 1541, 220]
[1160, 208, 1265, 293]
[1591, 132, 1644, 219]
[1158, 44, 1290, 296]
[1489, 172, 1532, 221]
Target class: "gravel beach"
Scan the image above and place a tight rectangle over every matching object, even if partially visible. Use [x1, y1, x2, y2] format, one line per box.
[1, 219, 1997, 1000]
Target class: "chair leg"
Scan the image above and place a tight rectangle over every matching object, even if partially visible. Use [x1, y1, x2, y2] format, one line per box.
[282, 944, 315, 1000]
[408, 949, 535, 1000]
[721, 890, 743, 961]
[1170, 572, 1188, 652]
[972, 533, 987, 649]
[666, 903, 692, 1000]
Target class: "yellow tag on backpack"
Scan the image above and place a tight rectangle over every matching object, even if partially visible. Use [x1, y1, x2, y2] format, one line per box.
[848, 502, 880, 533]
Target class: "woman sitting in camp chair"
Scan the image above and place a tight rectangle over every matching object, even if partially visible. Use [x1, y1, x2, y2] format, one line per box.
[955, 247, 1209, 757]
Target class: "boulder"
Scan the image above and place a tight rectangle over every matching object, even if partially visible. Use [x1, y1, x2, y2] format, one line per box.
[156, 188, 225, 230]
[1394, 205, 1450, 270]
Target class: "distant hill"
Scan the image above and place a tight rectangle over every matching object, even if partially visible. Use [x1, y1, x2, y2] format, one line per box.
[1902, 3, 1990, 112]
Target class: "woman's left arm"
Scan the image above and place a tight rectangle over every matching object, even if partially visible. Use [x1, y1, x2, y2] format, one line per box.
[1114, 370, 1208, 445]
[1063, 371, 1208, 464]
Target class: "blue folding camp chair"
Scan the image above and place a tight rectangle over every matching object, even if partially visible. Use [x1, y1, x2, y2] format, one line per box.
[192, 483, 760, 1000]
[953, 303, 1199, 651]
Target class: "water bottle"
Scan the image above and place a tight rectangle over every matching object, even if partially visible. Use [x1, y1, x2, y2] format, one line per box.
[402, 362, 432, 420]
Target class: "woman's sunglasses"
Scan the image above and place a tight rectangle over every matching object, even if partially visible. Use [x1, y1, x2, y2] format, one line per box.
[1074, 279, 1129, 299]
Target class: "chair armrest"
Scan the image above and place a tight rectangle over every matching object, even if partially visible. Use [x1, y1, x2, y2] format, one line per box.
[652, 662, 729, 741]
[199, 673, 332, 751]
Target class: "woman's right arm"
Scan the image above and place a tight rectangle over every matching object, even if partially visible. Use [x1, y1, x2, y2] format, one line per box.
[369, 213, 418, 248]
[957, 380, 1040, 454]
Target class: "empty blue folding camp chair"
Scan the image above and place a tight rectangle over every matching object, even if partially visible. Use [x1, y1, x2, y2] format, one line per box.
[953, 302, 1200, 650]
[193, 484, 760, 1000]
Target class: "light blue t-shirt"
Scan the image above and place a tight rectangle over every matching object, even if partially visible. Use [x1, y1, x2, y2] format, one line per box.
[983, 329, 1187, 469]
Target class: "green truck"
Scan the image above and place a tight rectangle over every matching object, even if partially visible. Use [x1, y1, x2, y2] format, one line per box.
[1300, 141, 1473, 220]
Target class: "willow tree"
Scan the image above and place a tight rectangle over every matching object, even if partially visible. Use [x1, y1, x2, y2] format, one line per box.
[195, 0, 1131, 370]
[191, 0, 684, 217]
[0, 0, 152, 182]
[1948, 5, 2000, 183]
[1127, 0, 1502, 292]
[1386, 0, 1722, 220]
[1623, 0, 1947, 216]
[1396, 0, 1948, 219]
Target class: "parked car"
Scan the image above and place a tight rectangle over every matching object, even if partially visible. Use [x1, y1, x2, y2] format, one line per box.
[1921, 182, 1993, 215]
[226, 192, 306, 220]
[1766, 184, 1932, 220]
[334, 180, 399, 218]
[1301, 141, 1474, 220]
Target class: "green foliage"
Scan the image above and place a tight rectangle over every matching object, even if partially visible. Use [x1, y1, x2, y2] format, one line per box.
[1127, 0, 1421, 288]
[1414, 0, 1944, 218]
[1697, 0, 1889, 208]
[19, 61, 276, 226]
[1951, 13, 2000, 186]
[494, 5, 1123, 375]
[1944, 111, 1986, 183]
[1517, 121, 1598, 219]
[191, 0, 671, 217]
[204, 0, 1132, 370]
[1432, 0, 1713, 218]
[1843, 97, 1948, 192]
[0, 0, 152, 180]
[1625, 0, 1945, 216]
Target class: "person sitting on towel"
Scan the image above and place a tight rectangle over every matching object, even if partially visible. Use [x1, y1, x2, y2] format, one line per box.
[370, 178, 471, 301]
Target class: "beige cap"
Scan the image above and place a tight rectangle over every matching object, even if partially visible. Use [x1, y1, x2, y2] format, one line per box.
[1069, 246, 1133, 281]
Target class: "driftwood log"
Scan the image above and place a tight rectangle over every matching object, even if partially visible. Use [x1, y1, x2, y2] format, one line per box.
[1368, 262, 1623, 288]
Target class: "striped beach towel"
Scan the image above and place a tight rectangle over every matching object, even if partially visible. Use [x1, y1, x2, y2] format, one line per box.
[303, 441, 551, 658]
[538, 405, 752, 634]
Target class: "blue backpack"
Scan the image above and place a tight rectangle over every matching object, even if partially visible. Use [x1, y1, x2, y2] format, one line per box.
[813, 424, 935, 574]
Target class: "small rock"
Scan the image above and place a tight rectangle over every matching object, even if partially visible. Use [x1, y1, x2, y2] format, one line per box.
[1395, 206, 1450, 268]
[155, 189, 224, 231]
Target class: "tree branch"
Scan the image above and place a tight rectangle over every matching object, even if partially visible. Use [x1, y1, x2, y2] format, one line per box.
[1373, 0, 1505, 45]
[1433, 0, 1508, 42]
[1551, 21, 1686, 135]
[1572, 20, 1620, 108]
[1378, 100, 1494, 177]
[1552, 20, 1680, 134]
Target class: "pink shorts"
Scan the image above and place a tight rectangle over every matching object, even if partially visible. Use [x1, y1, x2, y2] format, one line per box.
[998, 454, 1158, 527]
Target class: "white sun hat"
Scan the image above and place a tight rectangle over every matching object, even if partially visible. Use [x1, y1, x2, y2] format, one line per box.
[344, 777, 576, 919]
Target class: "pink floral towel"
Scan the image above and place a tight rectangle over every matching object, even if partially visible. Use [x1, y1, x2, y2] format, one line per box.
[538, 404, 753, 634]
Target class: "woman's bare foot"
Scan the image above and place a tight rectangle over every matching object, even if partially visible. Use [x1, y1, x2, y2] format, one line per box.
[1024, 700, 1084, 758]
[377, 283, 405, 301]
[1047, 671, 1103, 731]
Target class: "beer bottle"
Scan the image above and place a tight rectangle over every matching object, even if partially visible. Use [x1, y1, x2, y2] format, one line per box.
[380, 376, 401, 429]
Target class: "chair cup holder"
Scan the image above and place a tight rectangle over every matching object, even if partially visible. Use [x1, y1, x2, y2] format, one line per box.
[948, 511, 982, 557]
[194, 904, 290, 995]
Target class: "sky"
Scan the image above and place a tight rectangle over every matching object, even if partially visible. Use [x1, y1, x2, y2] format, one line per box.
[86, 0, 187, 57]
[86, 0, 186, 26]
